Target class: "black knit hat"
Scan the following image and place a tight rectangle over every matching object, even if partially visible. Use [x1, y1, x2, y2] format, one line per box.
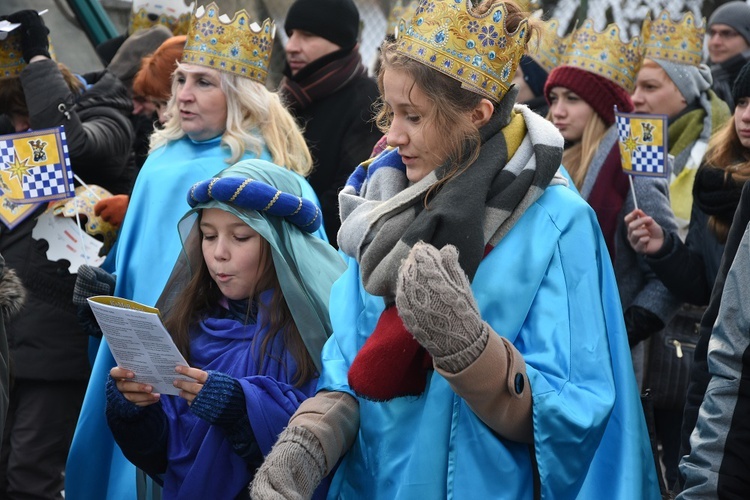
[733, 60, 750, 104]
[285, 0, 360, 52]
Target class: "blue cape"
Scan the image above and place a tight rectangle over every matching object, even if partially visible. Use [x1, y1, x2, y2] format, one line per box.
[318, 184, 661, 499]
[160, 308, 316, 499]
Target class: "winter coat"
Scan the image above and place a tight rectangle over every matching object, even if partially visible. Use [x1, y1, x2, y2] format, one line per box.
[678, 195, 750, 498]
[0, 254, 26, 444]
[680, 181, 750, 462]
[292, 73, 381, 245]
[0, 60, 134, 381]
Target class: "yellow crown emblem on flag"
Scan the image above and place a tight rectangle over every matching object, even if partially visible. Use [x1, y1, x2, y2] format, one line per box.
[129, 0, 195, 36]
[641, 10, 704, 67]
[560, 19, 642, 93]
[396, 0, 529, 102]
[527, 18, 566, 73]
[182, 2, 275, 84]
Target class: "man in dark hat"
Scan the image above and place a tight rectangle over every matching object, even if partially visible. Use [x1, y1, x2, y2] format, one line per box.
[281, 0, 381, 246]
[707, 1, 750, 109]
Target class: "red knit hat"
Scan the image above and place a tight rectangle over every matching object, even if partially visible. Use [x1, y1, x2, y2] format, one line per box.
[544, 66, 633, 126]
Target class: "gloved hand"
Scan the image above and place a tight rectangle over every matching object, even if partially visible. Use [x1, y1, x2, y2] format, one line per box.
[6, 10, 50, 63]
[625, 305, 665, 348]
[396, 241, 489, 374]
[95, 194, 129, 228]
[73, 265, 117, 338]
[250, 426, 326, 499]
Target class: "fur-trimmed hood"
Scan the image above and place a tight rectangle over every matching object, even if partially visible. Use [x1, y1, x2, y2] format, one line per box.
[0, 267, 26, 320]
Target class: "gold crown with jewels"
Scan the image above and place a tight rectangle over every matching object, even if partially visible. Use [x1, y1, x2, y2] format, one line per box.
[387, 0, 419, 37]
[182, 2, 275, 84]
[527, 18, 566, 73]
[0, 29, 56, 79]
[396, 0, 529, 102]
[128, 0, 195, 36]
[641, 10, 704, 67]
[559, 19, 643, 93]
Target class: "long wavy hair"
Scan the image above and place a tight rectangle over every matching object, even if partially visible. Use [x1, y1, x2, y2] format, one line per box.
[558, 113, 609, 189]
[375, 0, 535, 196]
[162, 212, 316, 386]
[702, 105, 750, 242]
[150, 63, 312, 176]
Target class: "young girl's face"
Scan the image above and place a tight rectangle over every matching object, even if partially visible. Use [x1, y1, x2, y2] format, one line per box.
[200, 208, 266, 301]
[383, 68, 449, 182]
[548, 87, 595, 143]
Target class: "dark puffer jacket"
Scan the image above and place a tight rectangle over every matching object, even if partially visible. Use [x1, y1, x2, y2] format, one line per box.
[0, 60, 134, 381]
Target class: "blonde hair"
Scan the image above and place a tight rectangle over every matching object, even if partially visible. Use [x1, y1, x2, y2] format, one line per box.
[150, 63, 312, 176]
[559, 113, 608, 189]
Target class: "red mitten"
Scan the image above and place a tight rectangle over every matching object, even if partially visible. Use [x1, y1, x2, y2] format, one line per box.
[348, 304, 433, 401]
[94, 194, 129, 228]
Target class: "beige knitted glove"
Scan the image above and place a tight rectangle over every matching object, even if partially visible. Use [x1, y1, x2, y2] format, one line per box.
[250, 426, 325, 500]
[396, 242, 489, 374]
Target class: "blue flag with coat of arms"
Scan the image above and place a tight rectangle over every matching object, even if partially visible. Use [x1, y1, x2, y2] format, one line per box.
[615, 107, 669, 178]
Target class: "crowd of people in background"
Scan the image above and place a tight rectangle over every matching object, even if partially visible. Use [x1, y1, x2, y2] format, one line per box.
[0, 0, 749, 498]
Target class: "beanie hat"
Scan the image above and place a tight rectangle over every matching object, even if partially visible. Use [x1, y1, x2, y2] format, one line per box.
[652, 58, 712, 106]
[285, 0, 360, 52]
[544, 66, 633, 126]
[107, 25, 172, 90]
[519, 56, 548, 98]
[708, 1, 750, 45]
[733, 60, 750, 103]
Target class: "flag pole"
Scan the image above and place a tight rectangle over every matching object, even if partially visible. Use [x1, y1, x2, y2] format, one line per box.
[73, 173, 101, 201]
[628, 175, 638, 210]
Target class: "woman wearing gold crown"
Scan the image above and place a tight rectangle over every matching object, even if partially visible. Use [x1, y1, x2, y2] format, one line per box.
[250, 1, 661, 498]
[65, 3, 322, 499]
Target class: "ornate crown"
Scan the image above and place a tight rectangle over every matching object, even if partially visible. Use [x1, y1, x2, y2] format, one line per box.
[396, 0, 529, 102]
[527, 18, 566, 73]
[0, 28, 56, 79]
[129, 0, 195, 36]
[641, 10, 704, 67]
[182, 2, 275, 84]
[387, 0, 419, 38]
[559, 19, 642, 93]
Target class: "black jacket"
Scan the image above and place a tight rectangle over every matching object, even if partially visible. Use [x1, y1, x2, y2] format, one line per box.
[0, 60, 134, 380]
[290, 71, 381, 246]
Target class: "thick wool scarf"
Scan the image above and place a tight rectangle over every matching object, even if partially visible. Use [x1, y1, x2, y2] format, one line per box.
[693, 162, 746, 227]
[338, 100, 565, 400]
[280, 48, 367, 113]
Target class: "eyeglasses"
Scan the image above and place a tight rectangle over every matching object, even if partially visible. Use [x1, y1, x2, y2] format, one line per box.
[709, 28, 741, 40]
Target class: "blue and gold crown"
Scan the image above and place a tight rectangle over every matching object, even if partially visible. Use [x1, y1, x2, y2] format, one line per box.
[641, 10, 704, 67]
[386, 0, 419, 38]
[182, 2, 275, 84]
[396, 0, 529, 102]
[129, 0, 195, 36]
[0, 28, 56, 79]
[559, 19, 642, 93]
[527, 18, 566, 73]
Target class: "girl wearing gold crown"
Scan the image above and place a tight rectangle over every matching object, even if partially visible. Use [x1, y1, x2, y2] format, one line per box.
[65, 3, 324, 499]
[251, 1, 661, 498]
[544, 22, 682, 365]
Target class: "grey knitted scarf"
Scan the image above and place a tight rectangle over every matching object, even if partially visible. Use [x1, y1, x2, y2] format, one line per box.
[338, 101, 565, 300]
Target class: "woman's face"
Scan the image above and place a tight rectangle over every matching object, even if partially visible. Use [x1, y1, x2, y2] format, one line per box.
[512, 66, 535, 103]
[735, 96, 750, 149]
[548, 87, 595, 143]
[174, 64, 228, 141]
[200, 208, 266, 301]
[631, 63, 687, 118]
[383, 68, 450, 182]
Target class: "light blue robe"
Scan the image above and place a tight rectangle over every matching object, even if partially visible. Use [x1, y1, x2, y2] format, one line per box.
[65, 136, 321, 499]
[318, 183, 661, 499]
